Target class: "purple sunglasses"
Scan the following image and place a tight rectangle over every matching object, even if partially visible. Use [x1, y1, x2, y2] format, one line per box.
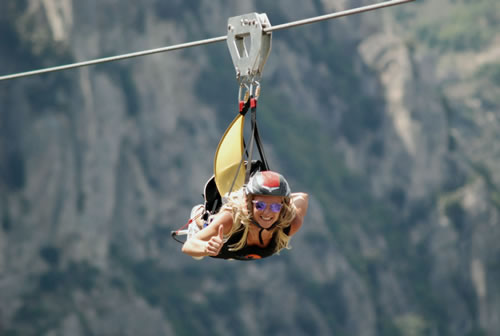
[252, 200, 283, 213]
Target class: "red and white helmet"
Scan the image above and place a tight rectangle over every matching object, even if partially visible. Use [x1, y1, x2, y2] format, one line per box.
[245, 171, 291, 197]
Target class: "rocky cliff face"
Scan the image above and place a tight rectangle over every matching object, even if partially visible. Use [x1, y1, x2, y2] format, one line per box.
[1, 0, 499, 335]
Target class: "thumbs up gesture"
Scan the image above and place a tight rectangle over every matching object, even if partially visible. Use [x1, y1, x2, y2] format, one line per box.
[205, 225, 224, 256]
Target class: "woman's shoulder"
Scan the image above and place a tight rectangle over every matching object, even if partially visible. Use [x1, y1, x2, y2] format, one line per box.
[288, 192, 308, 236]
[215, 209, 233, 220]
[292, 193, 308, 214]
[211, 209, 235, 235]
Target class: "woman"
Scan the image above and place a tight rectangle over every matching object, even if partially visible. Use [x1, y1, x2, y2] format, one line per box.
[182, 171, 308, 260]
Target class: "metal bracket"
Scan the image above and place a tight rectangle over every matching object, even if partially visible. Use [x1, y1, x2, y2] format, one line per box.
[227, 13, 272, 87]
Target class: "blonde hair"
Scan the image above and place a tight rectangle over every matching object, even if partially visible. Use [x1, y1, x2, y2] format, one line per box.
[220, 189, 296, 254]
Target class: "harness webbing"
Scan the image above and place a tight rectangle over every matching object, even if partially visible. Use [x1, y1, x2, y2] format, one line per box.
[243, 97, 269, 184]
[227, 96, 270, 195]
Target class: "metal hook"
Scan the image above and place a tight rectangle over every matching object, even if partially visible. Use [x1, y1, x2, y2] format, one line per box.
[254, 81, 261, 99]
[238, 83, 251, 103]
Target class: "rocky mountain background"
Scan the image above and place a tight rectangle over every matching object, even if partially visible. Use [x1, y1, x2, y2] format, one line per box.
[1, 0, 499, 335]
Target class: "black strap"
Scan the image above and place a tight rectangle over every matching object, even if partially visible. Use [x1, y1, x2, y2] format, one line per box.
[229, 96, 271, 192]
[244, 99, 257, 184]
[239, 97, 251, 116]
[253, 119, 270, 171]
[250, 98, 270, 171]
[243, 97, 270, 184]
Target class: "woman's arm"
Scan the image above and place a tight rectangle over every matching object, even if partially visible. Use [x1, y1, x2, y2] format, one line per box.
[288, 192, 309, 236]
[181, 211, 233, 258]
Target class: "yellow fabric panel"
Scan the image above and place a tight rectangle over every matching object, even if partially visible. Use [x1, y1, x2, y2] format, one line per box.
[214, 114, 246, 196]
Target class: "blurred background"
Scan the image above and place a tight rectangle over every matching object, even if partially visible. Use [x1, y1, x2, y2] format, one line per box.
[1, 0, 500, 335]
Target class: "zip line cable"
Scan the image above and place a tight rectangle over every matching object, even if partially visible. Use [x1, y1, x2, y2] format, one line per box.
[0, 0, 414, 81]
[0, 36, 228, 81]
[263, 0, 413, 33]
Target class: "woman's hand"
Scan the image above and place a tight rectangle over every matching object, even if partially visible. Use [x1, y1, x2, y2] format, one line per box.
[182, 211, 231, 258]
[205, 225, 224, 256]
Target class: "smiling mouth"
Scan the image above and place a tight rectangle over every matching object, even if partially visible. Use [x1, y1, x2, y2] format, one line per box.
[260, 215, 273, 221]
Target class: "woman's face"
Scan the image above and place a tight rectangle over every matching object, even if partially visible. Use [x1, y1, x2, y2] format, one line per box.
[251, 195, 284, 229]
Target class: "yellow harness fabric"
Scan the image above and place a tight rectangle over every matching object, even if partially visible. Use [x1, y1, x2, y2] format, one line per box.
[214, 114, 246, 196]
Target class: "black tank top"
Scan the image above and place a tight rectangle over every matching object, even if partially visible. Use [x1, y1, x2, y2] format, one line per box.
[211, 225, 291, 260]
